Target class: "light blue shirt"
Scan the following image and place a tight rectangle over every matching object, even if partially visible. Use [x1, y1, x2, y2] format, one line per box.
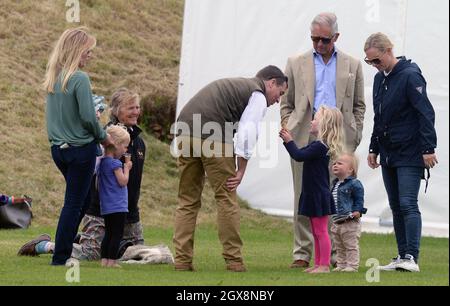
[313, 49, 337, 112]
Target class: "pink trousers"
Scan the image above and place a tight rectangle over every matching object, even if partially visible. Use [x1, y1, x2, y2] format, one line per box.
[310, 216, 331, 267]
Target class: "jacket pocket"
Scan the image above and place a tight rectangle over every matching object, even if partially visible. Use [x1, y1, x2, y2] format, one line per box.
[388, 123, 415, 144]
[345, 73, 356, 97]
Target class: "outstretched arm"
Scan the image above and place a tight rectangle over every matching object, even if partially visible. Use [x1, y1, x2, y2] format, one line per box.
[283, 140, 323, 162]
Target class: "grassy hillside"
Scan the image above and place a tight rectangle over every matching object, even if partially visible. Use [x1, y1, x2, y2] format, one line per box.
[0, 0, 290, 230]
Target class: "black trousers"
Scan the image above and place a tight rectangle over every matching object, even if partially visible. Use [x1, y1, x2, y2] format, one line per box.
[101, 212, 127, 259]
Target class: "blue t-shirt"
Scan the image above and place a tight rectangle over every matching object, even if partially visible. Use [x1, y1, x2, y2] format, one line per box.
[97, 157, 128, 216]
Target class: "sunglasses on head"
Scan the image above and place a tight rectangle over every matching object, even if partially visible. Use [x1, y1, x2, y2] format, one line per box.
[311, 36, 334, 44]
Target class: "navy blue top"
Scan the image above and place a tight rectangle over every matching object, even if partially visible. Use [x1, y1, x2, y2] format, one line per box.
[98, 157, 129, 216]
[369, 57, 437, 167]
[284, 140, 336, 217]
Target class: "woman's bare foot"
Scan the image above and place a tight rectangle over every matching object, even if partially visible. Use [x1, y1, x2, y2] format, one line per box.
[101, 259, 108, 267]
[107, 260, 122, 268]
[109, 263, 122, 268]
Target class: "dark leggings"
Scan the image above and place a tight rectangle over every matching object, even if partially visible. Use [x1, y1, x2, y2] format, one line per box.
[101, 212, 127, 260]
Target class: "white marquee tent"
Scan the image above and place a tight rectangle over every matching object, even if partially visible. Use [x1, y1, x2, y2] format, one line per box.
[176, 0, 449, 237]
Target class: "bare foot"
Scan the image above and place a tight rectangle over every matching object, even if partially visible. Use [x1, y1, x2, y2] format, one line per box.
[109, 263, 122, 268]
[309, 266, 330, 274]
[107, 259, 122, 268]
[304, 266, 318, 273]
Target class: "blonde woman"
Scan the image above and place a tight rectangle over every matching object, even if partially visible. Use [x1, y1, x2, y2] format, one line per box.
[364, 33, 437, 272]
[279, 106, 344, 273]
[84, 88, 146, 249]
[44, 27, 110, 266]
[18, 89, 145, 261]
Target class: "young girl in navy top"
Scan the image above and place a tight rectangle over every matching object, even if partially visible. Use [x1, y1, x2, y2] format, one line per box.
[98, 125, 132, 268]
[280, 106, 344, 273]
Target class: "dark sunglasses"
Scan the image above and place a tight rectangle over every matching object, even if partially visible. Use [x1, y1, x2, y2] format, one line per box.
[365, 52, 386, 65]
[364, 58, 382, 65]
[311, 36, 334, 44]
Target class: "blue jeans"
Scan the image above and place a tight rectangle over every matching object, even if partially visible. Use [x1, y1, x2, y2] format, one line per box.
[51, 142, 97, 265]
[381, 166, 423, 262]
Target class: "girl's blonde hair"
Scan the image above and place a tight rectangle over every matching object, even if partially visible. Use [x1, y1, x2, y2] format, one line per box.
[109, 88, 140, 123]
[43, 27, 96, 93]
[340, 152, 359, 178]
[364, 32, 394, 53]
[317, 105, 345, 162]
[105, 124, 130, 152]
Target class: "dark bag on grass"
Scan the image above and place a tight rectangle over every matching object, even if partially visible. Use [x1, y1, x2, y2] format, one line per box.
[0, 202, 33, 229]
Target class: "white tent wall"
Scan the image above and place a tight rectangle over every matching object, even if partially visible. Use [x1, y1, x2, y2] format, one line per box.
[177, 0, 449, 237]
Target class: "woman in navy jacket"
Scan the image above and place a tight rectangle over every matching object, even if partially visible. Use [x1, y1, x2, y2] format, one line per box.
[364, 33, 438, 273]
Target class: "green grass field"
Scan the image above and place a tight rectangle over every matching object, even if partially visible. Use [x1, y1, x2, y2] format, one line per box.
[0, 225, 448, 286]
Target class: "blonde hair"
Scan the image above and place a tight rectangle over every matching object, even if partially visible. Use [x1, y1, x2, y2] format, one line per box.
[317, 106, 345, 162]
[43, 27, 96, 93]
[105, 124, 130, 152]
[339, 152, 359, 178]
[364, 32, 394, 52]
[109, 88, 140, 123]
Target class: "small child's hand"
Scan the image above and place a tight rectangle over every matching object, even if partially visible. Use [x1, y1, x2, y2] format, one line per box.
[351, 211, 361, 219]
[124, 161, 133, 170]
[279, 128, 293, 143]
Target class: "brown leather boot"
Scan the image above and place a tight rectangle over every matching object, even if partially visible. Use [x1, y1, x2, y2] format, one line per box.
[174, 263, 195, 271]
[226, 262, 247, 272]
[290, 259, 310, 268]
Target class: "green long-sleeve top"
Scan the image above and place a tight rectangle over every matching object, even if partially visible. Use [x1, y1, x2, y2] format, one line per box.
[46, 71, 106, 146]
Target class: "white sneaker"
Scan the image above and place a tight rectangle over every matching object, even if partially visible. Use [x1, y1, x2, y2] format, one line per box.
[396, 254, 420, 272]
[377, 255, 402, 271]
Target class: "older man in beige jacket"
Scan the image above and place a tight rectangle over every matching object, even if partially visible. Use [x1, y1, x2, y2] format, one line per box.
[280, 13, 366, 268]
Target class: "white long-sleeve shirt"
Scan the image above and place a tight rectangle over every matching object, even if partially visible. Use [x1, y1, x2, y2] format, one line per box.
[234, 91, 267, 160]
